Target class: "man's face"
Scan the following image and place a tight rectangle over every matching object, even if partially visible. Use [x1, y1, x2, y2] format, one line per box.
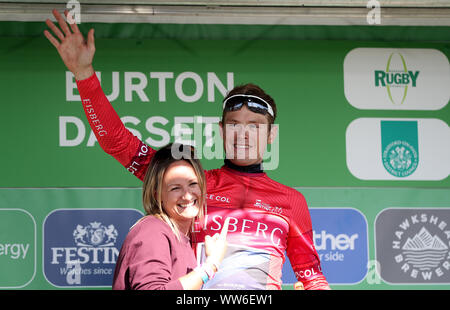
[219, 105, 277, 166]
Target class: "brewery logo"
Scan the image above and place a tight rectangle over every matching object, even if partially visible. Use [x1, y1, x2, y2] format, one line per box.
[381, 120, 419, 177]
[375, 208, 450, 284]
[392, 215, 450, 281]
[400, 227, 448, 272]
[43, 209, 143, 287]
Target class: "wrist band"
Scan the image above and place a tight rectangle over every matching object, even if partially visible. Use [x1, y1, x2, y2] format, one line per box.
[195, 266, 210, 284]
[203, 262, 216, 280]
[194, 266, 209, 284]
[195, 262, 217, 285]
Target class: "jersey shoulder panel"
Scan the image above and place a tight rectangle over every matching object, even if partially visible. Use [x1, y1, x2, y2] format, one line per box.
[260, 176, 311, 235]
[261, 175, 309, 209]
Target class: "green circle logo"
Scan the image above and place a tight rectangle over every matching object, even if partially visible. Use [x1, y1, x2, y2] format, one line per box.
[382, 140, 418, 177]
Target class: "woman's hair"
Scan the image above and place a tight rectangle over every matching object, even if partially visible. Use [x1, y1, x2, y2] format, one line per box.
[142, 143, 206, 240]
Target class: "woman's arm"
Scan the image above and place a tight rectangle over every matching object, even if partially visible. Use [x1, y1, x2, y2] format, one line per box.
[179, 219, 229, 290]
[114, 217, 228, 290]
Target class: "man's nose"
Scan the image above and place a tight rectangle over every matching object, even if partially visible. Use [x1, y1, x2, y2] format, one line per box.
[235, 125, 249, 140]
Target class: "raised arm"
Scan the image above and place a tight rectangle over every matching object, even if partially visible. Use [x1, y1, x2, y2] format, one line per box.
[44, 9, 154, 181]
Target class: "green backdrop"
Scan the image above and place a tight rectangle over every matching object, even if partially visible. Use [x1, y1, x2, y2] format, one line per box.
[0, 21, 449, 289]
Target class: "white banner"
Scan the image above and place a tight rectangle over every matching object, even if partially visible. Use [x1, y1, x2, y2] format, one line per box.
[344, 48, 450, 110]
[346, 118, 450, 180]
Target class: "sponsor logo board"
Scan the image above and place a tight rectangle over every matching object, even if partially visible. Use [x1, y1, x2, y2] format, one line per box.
[375, 208, 450, 284]
[346, 118, 450, 180]
[43, 208, 143, 287]
[0, 209, 36, 288]
[282, 208, 368, 284]
[344, 48, 450, 110]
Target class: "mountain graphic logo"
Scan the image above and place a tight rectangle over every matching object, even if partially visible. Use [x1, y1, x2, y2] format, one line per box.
[402, 227, 449, 271]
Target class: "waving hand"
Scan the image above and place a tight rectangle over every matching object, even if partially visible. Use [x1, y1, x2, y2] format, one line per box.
[44, 9, 95, 80]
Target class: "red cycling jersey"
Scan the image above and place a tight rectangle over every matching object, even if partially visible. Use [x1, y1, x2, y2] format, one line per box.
[76, 74, 330, 290]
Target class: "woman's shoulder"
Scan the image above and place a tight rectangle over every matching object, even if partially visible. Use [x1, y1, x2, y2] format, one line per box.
[126, 215, 172, 241]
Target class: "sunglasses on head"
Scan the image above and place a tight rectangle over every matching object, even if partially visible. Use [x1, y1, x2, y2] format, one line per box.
[222, 94, 274, 118]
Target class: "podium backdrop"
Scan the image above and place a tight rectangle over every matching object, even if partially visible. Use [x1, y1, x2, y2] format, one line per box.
[0, 22, 449, 289]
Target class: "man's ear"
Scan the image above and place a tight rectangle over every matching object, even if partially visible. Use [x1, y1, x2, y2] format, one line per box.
[268, 124, 278, 144]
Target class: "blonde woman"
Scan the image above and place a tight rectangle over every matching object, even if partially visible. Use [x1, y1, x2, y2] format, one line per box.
[112, 144, 228, 290]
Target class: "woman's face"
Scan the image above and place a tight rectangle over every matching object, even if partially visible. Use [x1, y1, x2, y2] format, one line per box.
[160, 160, 201, 226]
